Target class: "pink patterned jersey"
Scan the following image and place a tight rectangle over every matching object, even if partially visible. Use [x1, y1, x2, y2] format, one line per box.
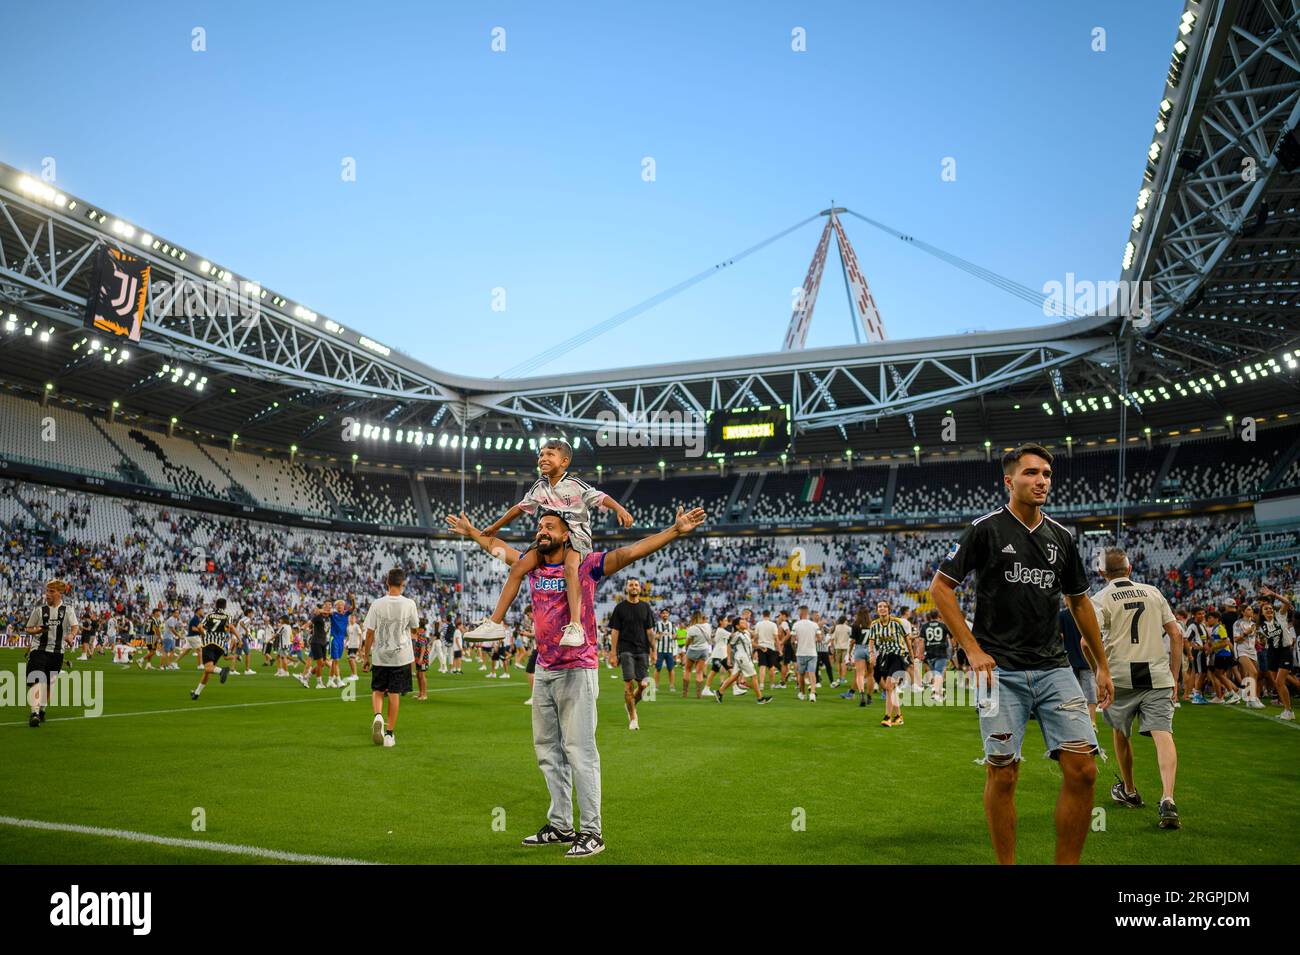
[528, 551, 606, 670]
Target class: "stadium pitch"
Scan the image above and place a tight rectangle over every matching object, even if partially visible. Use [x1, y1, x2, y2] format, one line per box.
[2, 650, 1295, 865]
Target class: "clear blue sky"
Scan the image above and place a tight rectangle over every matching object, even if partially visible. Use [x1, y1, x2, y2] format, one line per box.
[4, 0, 1182, 376]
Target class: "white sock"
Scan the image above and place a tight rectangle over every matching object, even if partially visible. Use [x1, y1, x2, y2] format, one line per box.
[194, 684, 204, 696]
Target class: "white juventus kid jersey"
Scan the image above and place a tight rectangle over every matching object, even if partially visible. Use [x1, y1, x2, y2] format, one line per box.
[1090, 577, 1176, 689]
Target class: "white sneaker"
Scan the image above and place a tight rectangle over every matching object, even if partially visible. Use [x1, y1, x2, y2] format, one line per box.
[145, 663, 154, 670]
[464, 619, 511, 644]
[1247, 699, 1265, 709]
[810, 692, 817, 703]
[523, 697, 533, 705]
[486, 672, 497, 679]
[316, 681, 329, 689]
[701, 688, 715, 697]
[628, 718, 639, 731]
[244, 669, 256, 675]
[1225, 693, 1241, 704]
[797, 692, 806, 701]
[348, 674, 359, 682]
[197, 665, 204, 671]
[383, 733, 395, 748]
[297, 674, 310, 687]
[371, 714, 385, 745]
[1280, 709, 1295, 721]
[558, 622, 586, 648]
[732, 686, 746, 696]
[500, 673, 511, 679]
[78, 655, 88, 661]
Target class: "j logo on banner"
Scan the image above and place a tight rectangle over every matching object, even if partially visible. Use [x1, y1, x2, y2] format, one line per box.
[84, 245, 149, 342]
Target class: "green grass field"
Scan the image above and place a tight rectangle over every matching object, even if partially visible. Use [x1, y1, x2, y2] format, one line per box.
[1, 649, 1296, 865]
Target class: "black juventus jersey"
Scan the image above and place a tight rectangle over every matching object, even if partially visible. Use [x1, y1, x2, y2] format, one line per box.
[921, 620, 950, 657]
[200, 611, 231, 648]
[937, 505, 1088, 671]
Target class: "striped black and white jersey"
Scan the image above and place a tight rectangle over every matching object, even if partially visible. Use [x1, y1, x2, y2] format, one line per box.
[654, 619, 675, 655]
[1090, 577, 1176, 689]
[26, 603, 78, 653]
[200, 611, 231, 648]
[867, 617, 912, 657]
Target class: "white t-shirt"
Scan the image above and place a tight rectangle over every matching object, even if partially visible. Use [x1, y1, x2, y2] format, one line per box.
[363, 594, 418, 667]
[832, 623, 852, 650]
[346, 621, 362, 649]
[710, 627, 731, 660]
[754, 619, 778, 651]
[1233, 619, 1258, 659]
[792, 618, 819, 657]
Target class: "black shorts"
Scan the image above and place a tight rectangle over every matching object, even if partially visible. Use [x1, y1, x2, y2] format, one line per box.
[526, 649, 538, 675]
[619, 652, 649, 683]
[309, 642, 328, 661]
[347, 647, 358, 657]
[757, 648, 780, 669]
[874, 653, 909, 683]
[1214, 655, 1236, 671]
[710, 658, 730, 673]
[26, 649, 63, 683]
[201, 645, 225, 666]
[371, 664, 412, 695]
[1191, 651, 1208, 674]
[781, 642, 796, 664]
[1269, 650, 1292, 671]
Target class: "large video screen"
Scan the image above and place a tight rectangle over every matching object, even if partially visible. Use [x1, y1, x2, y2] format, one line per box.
[706, 404, 791, 457]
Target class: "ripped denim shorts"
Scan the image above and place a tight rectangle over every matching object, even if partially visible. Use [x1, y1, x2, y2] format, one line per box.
[974, 667, 1098, 764]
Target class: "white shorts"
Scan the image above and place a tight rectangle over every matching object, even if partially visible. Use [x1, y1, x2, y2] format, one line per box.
[186, 636, 203, 649]
[732, 652, 757, 679]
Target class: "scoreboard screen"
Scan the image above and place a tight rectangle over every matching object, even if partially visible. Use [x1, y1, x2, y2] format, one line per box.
[706, 405, 791, 457]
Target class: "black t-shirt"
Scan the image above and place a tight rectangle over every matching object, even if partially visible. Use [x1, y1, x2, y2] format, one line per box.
[311, 613, 329, 645]
[608, 600, 655, 655]
[921, 620, 950, 657]
[937, 505, 1088, 671]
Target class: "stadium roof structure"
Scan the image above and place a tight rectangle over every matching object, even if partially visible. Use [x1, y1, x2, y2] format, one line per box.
[1, 0, 1297, 476]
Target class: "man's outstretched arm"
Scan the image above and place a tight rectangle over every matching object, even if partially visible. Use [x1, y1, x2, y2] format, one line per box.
[446, 512, 520, 567]
[602, 507, 705, 577]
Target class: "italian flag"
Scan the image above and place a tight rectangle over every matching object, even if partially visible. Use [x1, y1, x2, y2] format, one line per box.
[801, 474, 825, 503]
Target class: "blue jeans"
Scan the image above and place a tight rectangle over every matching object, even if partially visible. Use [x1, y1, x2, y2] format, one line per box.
[975, 667, 1098, 763]
[532, 666, 602, 836]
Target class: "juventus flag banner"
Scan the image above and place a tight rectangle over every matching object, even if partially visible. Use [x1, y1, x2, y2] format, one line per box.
[83, 245, 150, 342]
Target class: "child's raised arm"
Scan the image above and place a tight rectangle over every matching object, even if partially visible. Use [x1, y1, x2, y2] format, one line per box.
[483, 504, 524, 538]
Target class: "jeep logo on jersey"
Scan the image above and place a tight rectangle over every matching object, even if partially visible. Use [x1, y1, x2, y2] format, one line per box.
[533, 576, 567, 593]
[1003, 561, 1057, 589]
[1045, 543, 1059, 564]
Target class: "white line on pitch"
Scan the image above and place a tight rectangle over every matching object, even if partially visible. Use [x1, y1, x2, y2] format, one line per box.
[0, 679, 516, 726]
[1215, 701, 1300, 731]
[0, 816, 381, 865]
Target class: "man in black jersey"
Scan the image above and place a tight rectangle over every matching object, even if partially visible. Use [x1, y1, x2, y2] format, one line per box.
[930, 443, 1112, 865]
[920, 610, 951, 702]
[191, 597, 232, 700]
[298, 602, 332, 689]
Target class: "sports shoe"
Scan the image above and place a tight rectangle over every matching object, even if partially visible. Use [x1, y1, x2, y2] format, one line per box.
[841, 690, 855, 700]
[1247, 699, 1265, 709]
[464, 619, 510, 644]
[713, 689, 724, 703]
[297, 673, 310, 687]
[1280, 709, 1295, 721]
[486, 672, 497, 678]
[523, 697, 533, 705]
[500, 672, 511, 679]
[558, 622, 586, 648]
[1110, 781, 1144, 808]
[701, 688, 714, 697]
[756, 695, 772, 705]
[371, 714, 385, 745]
[880, 716, 892, 727]
[859, 697, 867, 707]
[244, 669, 256, 675]
[809, 692, 817, 703]
[1224, 692, 1241, 704]
[1190, 692, 1206, 704]
[219, 667, 230, 684]
[521, 824, 576, 847]
[796, 692, 806, 701]
[28, 712, 40, 728]
[891, 714, 903, 726]
[865, 694, 873, 705]
[189, 691, 198, 701]
[383, 732, 395, 748]
[772, 683, 786, 690]
[1158, 799, 1180, 830]
[731, 686, 746, 696]
[628, 718, 639, 731]
[565, 832, 605, 858]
